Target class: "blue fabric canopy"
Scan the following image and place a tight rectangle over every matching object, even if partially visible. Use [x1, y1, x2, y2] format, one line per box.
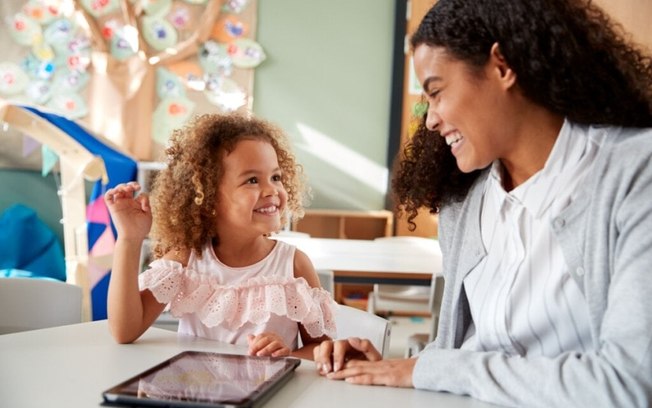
[25, 106, 138, 320]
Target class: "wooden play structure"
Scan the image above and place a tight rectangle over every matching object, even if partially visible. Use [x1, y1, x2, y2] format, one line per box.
[0, 99, 110, 321]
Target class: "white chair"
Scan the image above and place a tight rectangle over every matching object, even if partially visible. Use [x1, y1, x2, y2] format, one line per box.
[335, 304, 391, 357]
[316, 269, 335, 295]
[368, 236, 439, 317]
[405, 275, 444, 357]
[367, 236, 444, 356]
[0, 277, 83, 334]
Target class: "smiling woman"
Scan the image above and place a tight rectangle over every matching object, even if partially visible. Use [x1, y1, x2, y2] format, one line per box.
[315, 0, 652, 406]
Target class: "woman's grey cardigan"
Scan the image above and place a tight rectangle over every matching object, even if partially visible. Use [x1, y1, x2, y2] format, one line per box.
[413, 124, 652, 407]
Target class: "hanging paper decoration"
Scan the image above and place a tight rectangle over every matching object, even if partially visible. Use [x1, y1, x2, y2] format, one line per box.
[3, 2, 92, 119]
[204, 76, 246, 111]
[25, 80, 52, 104]
[79, 0, 120, 18]
[3, 0, 265, 158]
[41, 144, 59, 176]
[222, 0, 249, 14]
[7, 12, 42, 46]
[199, 40, 233, 76]
[226, 38, 265, 68]
[22, 134, 41, 157]
[44, 19, 76, 57]
[156, 67, 185, 99]
[142, 0, 173, 16]
[0, 63, 30, 96]
[23, 0, 62, 25]
[167, 5, 191, 29]
[142, 16, 178, 51]
[108, 24, 139, 61]
[47, 93, 88, 119]
[152, 95, 195, 144]
[51, 69, 89, 94]
[212, 15, 248, 43]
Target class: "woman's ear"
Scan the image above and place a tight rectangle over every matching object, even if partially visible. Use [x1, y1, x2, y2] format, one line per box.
[489, 43, 517, 89]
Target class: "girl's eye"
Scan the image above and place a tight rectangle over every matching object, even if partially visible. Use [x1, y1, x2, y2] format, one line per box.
[246, 177, 258, 184]
[272, 174, 282, 182]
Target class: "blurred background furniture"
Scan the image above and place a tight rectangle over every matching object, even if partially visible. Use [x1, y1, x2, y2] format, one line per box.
[292, 209, 394, 305]
[334, 304, 391, 357]
[0, 277, 82, 334]
[367, 236, 439, 316]
[291, 209, 393, 240]
[366, 237, 444, 357]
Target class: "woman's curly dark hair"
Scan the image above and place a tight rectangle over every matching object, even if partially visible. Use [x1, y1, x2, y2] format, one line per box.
[149, 113, 309, 259]
[393, 0, 652, 230]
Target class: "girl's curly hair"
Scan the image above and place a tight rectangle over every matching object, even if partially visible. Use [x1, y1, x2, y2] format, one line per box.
[149, 113, 308, 259]
[393, 0, 652, 230]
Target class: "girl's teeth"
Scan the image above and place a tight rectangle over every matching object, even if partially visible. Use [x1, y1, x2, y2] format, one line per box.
[256, 206, 277, 213]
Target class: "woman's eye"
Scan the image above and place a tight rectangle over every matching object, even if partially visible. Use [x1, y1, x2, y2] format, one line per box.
[246, 177, 258, 184]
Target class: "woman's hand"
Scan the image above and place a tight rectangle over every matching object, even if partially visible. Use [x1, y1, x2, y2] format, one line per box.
[247, 333, 291, 357]
[104, 182, 152, 242]
[313, 337, 382, 375]
[326, 357, 417, 388]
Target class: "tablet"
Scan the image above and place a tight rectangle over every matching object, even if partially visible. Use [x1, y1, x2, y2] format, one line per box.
[102, 351, 301, 408]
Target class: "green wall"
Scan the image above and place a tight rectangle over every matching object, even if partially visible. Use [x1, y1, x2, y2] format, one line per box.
[254, 0, 395, 210]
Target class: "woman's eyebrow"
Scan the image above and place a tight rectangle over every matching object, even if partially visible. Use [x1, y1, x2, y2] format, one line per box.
[422, 76, 442, 92]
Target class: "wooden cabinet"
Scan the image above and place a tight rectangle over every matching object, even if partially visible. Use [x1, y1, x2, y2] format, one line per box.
[292, 209, 394, 308]
[292, 209, 393, 240]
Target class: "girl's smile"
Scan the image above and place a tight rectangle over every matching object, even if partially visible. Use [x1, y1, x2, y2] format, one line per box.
[216, 139, 288, 237]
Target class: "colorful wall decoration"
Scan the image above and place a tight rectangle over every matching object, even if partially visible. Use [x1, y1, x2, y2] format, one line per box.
[2, 0, 264, 160]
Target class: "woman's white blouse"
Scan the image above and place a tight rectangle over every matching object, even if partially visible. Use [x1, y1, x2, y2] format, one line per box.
[461, 120, 605, 357]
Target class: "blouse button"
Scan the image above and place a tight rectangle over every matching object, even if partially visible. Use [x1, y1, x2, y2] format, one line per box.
[553, 218, 565, 229]
[576, 267, 585, 276]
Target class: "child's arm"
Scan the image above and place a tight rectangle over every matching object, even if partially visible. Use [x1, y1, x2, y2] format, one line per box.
[105, 182, 165, 343]
[247, 249, 330, 359]
[291, 249, 332, 360]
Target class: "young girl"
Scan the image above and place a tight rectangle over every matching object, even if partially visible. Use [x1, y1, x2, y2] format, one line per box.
[104, 113, 336, 360]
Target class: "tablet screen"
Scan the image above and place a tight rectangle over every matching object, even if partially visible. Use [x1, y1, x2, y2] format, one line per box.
[102, 351, 301, 408]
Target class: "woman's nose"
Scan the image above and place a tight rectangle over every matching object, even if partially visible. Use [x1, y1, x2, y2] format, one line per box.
[425, 106, 441, 132]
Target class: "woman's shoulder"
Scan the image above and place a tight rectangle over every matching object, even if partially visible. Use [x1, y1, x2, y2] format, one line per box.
[588, 123, 652, 150]
[589, 124, 652, 173]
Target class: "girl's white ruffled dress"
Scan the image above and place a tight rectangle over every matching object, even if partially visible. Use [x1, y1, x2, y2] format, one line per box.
[139, 240, 337, 349]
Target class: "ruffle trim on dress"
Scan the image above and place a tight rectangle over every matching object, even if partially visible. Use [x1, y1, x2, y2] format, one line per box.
[139, 259, 338, 339]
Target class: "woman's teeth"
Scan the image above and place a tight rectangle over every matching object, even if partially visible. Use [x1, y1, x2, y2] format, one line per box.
[445, 132, 462, 146]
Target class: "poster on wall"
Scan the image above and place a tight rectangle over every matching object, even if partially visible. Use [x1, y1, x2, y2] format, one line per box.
[0, 0, 264, 161]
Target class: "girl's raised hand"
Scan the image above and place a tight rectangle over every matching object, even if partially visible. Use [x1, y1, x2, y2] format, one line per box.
[247, 333, 291, 357]
[104, 182, 152, 241]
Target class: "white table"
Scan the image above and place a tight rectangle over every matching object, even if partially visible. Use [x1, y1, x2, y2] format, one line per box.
[0, 321, 498, 408]
[272, 236, 442, 286]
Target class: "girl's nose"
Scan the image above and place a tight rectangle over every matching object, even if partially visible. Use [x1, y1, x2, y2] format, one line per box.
[263, 182, 279, 197]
